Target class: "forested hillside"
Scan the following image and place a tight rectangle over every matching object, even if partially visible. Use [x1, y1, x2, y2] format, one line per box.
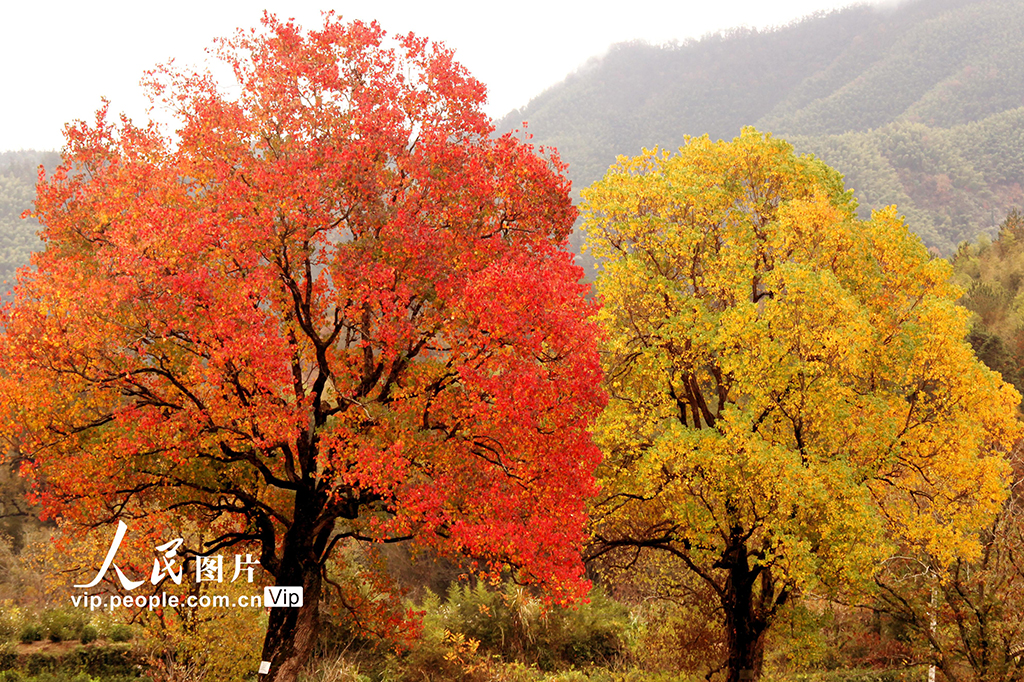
[0, 151, 59, 293]
[498, 0, 1024, 254]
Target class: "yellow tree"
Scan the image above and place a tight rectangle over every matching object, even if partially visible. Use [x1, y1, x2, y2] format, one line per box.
[582, 128, 1020, 682]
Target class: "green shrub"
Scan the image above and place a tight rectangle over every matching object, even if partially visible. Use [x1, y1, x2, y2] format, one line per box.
[23, 651, 58, 676]
[18, 624, 42, 644]
[382, 581, 630, 680]
[439, 582, 628, 669]
[71, 643, 140, 677]
[785, 671, 925, 682]
[79, 625, 98, 645]
[0, 670, 23, 682]
[108, 624, 133, 643]
[0, 643, 15, 671]
[299, 654, 372, 681]
[41, 609, 87, 643]
[69, 673, 100, 682]
[0, 606, 17, 643]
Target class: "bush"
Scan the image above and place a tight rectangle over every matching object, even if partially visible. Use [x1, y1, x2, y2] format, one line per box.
[0, 603, 18, 643]
[69, 673, 100, 682]
[41, 609, 87, 643]
[72, 643, 140, 677]
[440, 582, 629, 669]
[0, 643, 15, 671]
[299, 653, 372, 681]
[108, 624, 133, 643]
[32, 674, 83, 682]
[381, 581, 631, 680]
[79, 625, 98, 645]
[787, 671, 926, 682]
[18, 624, 42, 645]
[0, 642, 142, 681]
[23, 651, 58, 676]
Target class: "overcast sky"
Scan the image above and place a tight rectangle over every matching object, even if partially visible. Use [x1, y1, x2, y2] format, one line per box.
[1, 0, 887, 152]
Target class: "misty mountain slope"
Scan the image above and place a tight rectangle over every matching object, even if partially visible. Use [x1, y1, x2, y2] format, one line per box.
[0, 151, 59, 293]
[790, 104, 1024, 251]
[505, 5, 882, 188]
[760, 0, 1024, 136]
[499, 0, 1024, 253]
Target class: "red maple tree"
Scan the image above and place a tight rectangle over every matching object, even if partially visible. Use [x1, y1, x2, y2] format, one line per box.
[0, 14, 604, 680]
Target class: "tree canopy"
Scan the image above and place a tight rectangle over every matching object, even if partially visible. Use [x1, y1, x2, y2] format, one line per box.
[581, 128, 1020, 682]
[951, 208, 1024, 397]
[0, 14, 604, 681]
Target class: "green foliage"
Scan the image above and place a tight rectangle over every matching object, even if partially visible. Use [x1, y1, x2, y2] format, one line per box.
[0, 642, 141, 680]
[774, 671, 925, 682]
[22, 652, 56, 677]
[107, 625, 132, 644]
[788, 114, 1018, 252]
[22, 674, 100, 682]
[0, 604, 17, 643]
[441, 582, 627, 669]
[79, 625, 98, 645]
[68, 674, 100, 682]
[380, 581, 630, 681]
[17, 625, 41, 645]
[41, 609, 86, 643]
[70, 643, 140, 678]
[951, 208, 1024, 397]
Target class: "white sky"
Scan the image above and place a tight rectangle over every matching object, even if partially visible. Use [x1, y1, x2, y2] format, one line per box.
[1, 0, 883, 152]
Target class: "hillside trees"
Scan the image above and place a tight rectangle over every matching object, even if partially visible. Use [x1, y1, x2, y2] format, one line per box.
[582, 128, 1020, 682]
[952, 208, 1024, 397]
[873, 440, 1024, 682]
[0, 151, 59, 294]
[0, 14, 604, 681]
[499, 0, 1024, 257]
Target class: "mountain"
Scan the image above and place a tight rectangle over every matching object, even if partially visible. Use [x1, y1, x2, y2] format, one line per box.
[0, 151, 59, 294]
[4, 0, 1024, 286]
[497, 0, 1024, 255]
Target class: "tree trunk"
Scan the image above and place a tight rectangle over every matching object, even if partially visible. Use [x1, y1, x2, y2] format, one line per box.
[724, 604, 766, 682]
[259, 487, 329, 682]
[260, 550, 323, 681]
[721, 538, 769, 682]
[259, 547, 324, 681]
